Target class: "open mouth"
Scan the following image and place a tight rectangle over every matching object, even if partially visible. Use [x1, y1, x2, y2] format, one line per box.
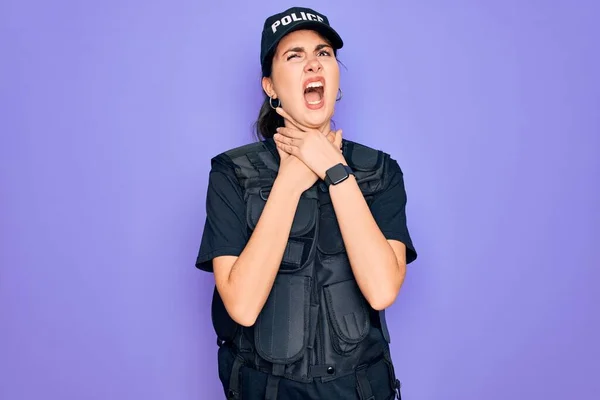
[303, 80, 325, 108]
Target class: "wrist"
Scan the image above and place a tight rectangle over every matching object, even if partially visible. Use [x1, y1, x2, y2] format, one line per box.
[320, 155, 348, 180]
[273, 175, 304, 198]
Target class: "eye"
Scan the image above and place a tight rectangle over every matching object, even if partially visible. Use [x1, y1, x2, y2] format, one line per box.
[286, 53, 300, 60]
[318, 50, 331, 57]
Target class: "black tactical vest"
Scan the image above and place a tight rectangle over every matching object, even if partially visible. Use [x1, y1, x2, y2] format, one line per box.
[210, 138, 400, 399]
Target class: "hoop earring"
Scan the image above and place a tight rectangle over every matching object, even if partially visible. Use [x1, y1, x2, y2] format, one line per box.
[336, 88, 343, 102]
[269, 96, 281, 109]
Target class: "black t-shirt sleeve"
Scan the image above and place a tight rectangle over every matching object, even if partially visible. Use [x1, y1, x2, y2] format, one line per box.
[195, 158, 249, 273]
[369, 158, 418, 264]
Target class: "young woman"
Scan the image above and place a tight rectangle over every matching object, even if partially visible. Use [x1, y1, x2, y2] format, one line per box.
[196, 7, 417, 400]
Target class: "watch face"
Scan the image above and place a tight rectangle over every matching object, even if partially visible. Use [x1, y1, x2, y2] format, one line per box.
[327, 164, 349, 184]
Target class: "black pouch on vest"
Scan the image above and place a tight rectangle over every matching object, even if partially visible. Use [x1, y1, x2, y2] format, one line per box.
[316, 200, 345, 255]
[247, 188, 319, 364]
[254, 274, 312, 363]
[323, 279, 371, 355]
[246, 189, 318, 273]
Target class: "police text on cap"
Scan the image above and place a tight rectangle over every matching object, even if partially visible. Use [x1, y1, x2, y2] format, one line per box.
[271, 12, 325, 33]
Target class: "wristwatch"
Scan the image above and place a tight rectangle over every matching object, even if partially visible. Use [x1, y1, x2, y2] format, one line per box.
[324, 163, 354, 187]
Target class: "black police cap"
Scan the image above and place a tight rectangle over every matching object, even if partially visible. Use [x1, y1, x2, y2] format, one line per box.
[260, 7, 344, 76]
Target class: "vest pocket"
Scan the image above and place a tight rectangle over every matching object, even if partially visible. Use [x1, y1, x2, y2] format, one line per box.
[254, 274, 311, 364]
[247, 193, 318, 272]
[317, 203, 345, 254]
[247, 193, 317, 237]
[324, 280, 370, 355]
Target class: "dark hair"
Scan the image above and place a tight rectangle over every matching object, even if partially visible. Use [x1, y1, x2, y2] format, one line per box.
[255, 98, 284, 140]
[254, 46, 340, 141]
[254, 54, 285, 140]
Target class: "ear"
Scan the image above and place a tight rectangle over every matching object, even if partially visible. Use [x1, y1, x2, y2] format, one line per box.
[262, 77, 276, 98]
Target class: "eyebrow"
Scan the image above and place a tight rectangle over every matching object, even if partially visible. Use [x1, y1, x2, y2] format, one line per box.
[282, 43, 333, 56]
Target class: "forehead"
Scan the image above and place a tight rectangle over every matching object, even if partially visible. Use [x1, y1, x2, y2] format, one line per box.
[275, 29, 330, 52]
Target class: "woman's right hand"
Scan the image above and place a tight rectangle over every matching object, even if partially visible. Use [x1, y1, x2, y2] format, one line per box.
[274, 111, 341, 195]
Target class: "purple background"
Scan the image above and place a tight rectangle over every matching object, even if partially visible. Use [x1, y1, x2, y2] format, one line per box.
[1, 0, 599, 399]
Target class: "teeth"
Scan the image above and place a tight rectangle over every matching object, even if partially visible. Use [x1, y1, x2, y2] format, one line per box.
[307, 99, 322, 105]
[305, 81, 323, 89]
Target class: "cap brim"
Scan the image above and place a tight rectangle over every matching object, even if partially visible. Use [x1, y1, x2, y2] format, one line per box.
[262, 21, 343, 75]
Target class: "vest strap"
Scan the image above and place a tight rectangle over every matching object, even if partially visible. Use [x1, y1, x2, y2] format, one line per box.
[282, 240, 304, 268]
[265, 364, 284, 400]
[246, 151, 273, 180]
[264, 375, 281, 400]
[355, 366, 375, 400]
[272, 363, 285, 376]
[383, 350, 402, 399]
[236, 327, 253, 352]
[227, 355, 244, 399]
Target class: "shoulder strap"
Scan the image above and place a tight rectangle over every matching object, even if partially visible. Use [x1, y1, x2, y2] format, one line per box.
[343, 140, 389, 195]
[220, 141, 279, 198]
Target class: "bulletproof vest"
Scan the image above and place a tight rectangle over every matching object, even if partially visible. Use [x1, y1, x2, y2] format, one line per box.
[211, 138, 394, 385]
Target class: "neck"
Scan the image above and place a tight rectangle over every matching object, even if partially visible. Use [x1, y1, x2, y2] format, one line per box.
[283, 119, 332, 136]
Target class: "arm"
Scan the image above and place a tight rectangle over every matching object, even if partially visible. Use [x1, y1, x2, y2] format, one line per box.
[270, 108, 416, 310]
[328, 174, 407, 310]
[213, 177, 301, 327]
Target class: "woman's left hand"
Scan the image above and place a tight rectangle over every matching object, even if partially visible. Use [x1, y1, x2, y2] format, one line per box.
[273, 107, 346, 180]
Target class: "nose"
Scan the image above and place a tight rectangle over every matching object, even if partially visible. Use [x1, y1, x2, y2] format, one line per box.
[304, 56, 322, 73]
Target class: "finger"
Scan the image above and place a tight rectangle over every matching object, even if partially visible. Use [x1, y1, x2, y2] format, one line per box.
[275, 107, 306, 132]
[334, 129, 343, 152]
[275, 141, 297, 155]
[276, 145, 289, 159]
[273, 133, 296, 147]
[276, 127, 305, 139]
[325, 130, 335, 143]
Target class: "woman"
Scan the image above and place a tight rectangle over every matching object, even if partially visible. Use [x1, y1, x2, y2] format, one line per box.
[196, 6, 417, 400]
